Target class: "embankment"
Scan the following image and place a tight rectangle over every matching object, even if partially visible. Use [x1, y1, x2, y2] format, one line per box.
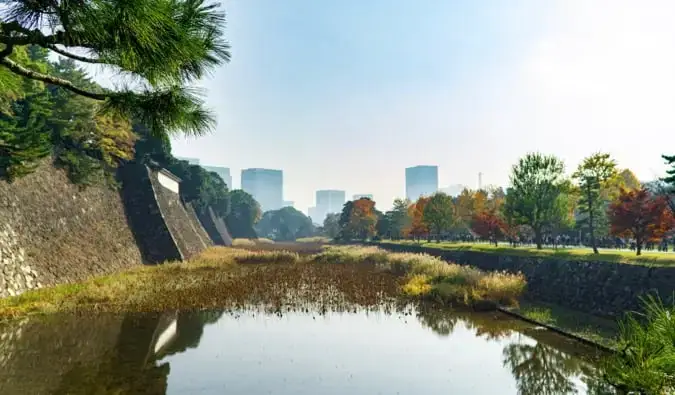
[374, 242, 674, 318]
[0, 159, 219, 298]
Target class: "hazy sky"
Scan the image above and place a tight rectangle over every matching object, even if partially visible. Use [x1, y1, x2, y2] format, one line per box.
[168, 0, 674, 213]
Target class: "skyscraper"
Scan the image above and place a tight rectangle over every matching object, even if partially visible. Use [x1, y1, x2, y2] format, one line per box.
[353, 194, 373, 200]
[203, 166, 232, 189]
[315, 190, 346, 223]
[405, 165, 439, 201]
[241, 168, 283, 213]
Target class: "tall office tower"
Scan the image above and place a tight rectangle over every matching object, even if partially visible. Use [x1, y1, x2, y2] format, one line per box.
[203, 166, 232, 189]
[176, 156, 201, 165]
[308, 207, 319, 224]
[283, 201, 294, 208]
[440, 184, 468, 197]
[405, 165, 439, 201]
[353, 194, 373, 200]
[315, 190, 346, 223]
[241, 168, 283, 213]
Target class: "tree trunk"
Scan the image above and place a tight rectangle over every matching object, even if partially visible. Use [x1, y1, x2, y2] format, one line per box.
[587, 185, 598, 254]
[534, 228, 543, 249]
[636, 243, 642, 256]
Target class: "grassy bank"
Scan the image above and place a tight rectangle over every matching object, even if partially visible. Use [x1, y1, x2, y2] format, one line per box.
[315, 246, 526, 307]
[381, 240, 675, 266]
[0, 245, 525, 318]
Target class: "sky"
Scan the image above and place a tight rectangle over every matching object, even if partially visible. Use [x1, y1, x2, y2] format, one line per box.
[165, 0, 675, 213]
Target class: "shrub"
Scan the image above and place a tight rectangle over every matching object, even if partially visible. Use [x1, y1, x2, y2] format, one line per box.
[602, 295, 675, 394]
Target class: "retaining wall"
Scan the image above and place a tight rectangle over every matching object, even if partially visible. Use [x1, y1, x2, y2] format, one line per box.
[375, 242, 675, 317]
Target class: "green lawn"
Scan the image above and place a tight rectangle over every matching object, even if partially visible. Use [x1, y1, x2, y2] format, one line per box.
[379, 240, 675, 266]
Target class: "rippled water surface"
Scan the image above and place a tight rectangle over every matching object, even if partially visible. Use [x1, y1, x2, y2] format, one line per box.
[0, 306, 614, 394]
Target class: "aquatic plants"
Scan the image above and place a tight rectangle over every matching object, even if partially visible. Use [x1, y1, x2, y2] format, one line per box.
[313, 246, 526, 307]
[602, 295, 675, 394]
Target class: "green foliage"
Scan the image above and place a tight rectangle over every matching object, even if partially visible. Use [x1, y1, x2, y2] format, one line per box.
[422, 192, 454, 241]
[0, 78, 51, 180]
[505, 152, 568, 248]
[255, 207, 315, 241]
[573, 153, 618, 253]
[226, 190, 261, 239]
[603, 295, 675, 394]
[0, 0, 230, 138]
[322, 213, 340, 239]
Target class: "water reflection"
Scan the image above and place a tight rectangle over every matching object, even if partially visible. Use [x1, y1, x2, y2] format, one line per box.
[0, 307, 613, 394]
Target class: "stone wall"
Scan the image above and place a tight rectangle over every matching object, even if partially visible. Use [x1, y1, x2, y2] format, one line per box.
[0, 160, 144, 295]
[118, 163, 182, 264]
[197, 206, 233, 246]
[375, 242, 675, 318]
[147, 168, 212, 260]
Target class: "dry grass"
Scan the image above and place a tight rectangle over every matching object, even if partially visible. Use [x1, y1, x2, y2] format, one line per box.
[0, 245, 527, 318]
[384, 240, 675, 266]
[296, 236, 331, 244]
[314, 246, 526, 307]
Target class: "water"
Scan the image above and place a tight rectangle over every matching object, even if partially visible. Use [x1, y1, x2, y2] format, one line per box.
[0, 306, 614, 395]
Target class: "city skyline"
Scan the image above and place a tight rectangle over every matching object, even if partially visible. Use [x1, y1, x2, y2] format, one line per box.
[241, 168, 284, 213]
[170, 0, 672, 213]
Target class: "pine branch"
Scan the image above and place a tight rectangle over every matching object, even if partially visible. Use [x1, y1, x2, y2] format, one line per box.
[0, 54, 106, 100]
[46, 44, 103, 63]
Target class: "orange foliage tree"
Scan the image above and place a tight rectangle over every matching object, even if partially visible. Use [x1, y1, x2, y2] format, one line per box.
[471, 211, 506, 246]
[608, 188, 674, 255]
[404, 197, 430, 241]
[343, 198, 378, 240]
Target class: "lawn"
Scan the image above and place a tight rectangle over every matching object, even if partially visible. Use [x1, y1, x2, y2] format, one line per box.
[380, 240, 675, 266]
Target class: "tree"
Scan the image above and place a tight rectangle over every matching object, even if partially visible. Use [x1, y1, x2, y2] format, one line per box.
[0, 0, 230, 140]
[471, 211, 505, 246]
[663, 154, 675, 215]
[337, 198, 378, 241]
[618, 169, 641, 191]
[506, 153, 567, 249]
[609, 188, 673, 255]
[573, 153, 618, 254]
[322, 213, 340, 239]
[405, 197, 430, 242]
[387, 198, 411, 240]
[422, 192, 454, 242]
[225, 190, 261, 239]
[455, 188, 475, 230]
[255, 207, 315, 241]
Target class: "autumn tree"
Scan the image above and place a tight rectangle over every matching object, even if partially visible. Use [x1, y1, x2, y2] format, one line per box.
[337, 198, 378, 241]
[405, 197, 430, 242]
[0, 0, 229, 140]
[573, 153, 618, 254]
[608, 188, 674, 255]
[422, 192, 454, 242]
[506, 153, 568, 249]
[471, 211, 505, 246]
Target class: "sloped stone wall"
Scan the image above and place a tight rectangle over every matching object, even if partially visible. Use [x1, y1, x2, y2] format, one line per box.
[147, 168, 211, 260]
[197, 206, 233, 246]
[0, 159, 144, 293]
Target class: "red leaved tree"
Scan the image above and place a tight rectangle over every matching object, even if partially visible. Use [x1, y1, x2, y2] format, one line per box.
[404, 197, 430, 242]
[608, 187, 674, 255]
[471, 211, 506, 246]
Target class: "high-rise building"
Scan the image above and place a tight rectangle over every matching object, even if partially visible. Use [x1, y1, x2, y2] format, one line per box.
[241, 168, 283, 213]
[283, 201, 294, 208]
[314, 190, 346, 223]
[176, 156, 200, 165]
[406, 165, 439, 201]
[353, 194, 373, 200]
[203, 166, 232, 189]
[440, 184, 467, 197]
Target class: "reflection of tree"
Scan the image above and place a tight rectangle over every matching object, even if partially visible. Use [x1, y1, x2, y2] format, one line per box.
[415, 306, 459, 336]
[51, 310, 223, 394]
[415, 304, 522, 340]
[503, 341, 583, 395]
